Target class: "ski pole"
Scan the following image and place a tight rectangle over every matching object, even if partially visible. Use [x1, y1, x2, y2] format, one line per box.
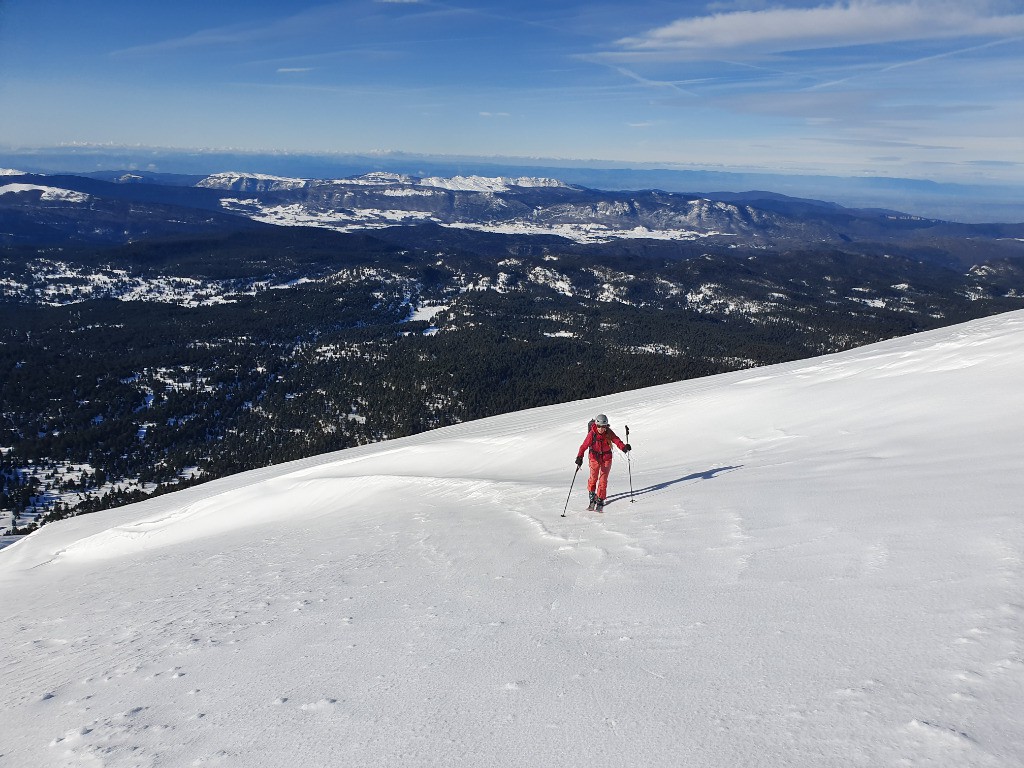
[625, 425, 635, 503]
[561, 464, 580, 517]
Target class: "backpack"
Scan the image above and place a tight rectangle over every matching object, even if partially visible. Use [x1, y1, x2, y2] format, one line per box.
[585, 419, 613, 458]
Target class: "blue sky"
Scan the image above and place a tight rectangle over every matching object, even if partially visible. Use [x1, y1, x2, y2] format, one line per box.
[1, 0, 1022, 184]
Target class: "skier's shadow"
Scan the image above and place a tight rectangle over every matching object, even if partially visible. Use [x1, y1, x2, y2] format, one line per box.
[605, 465, 742, 506]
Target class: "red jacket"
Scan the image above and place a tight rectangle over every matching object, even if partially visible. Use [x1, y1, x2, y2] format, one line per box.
[577, 426, 626, 462]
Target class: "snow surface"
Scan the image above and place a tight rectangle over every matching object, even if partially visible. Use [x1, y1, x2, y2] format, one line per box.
[206, 172, 572, 193]
[3, 311, 1024, 767]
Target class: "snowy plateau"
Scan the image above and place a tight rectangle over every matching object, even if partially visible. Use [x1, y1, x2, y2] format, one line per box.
[2, 310, 1023, 767]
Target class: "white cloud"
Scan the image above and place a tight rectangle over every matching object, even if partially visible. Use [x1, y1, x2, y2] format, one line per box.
[613, 1, 1024, 59]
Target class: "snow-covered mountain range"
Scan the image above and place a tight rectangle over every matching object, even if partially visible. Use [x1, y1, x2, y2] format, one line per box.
[5, 169, 1024, 249]
[196, 171, 571, 195]
[3, 310, 1022, 767]
[192, 171, 931, 244]
[199, 170, 749, 243]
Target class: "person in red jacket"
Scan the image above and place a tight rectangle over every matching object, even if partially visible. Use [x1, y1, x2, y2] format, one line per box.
[575, 414, 630, 511]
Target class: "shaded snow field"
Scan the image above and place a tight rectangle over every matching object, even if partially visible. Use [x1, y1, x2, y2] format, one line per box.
[2, 311, 1024, 767]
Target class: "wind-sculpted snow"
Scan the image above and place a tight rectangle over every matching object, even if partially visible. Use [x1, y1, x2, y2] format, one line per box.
[2, 311, 1024, 766]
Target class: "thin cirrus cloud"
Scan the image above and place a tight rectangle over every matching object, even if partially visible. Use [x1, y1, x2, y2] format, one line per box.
[610, 1, 1024, 59]
[111, 24, 267, 56]
[805, 35, 1023, 89]
[111, 5, 352, 57]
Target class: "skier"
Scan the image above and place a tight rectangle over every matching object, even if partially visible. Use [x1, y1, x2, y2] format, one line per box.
[575, 414, 630, 512]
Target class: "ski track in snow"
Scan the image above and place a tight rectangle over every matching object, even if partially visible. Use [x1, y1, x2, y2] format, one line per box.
[2, 311, 1024, 766]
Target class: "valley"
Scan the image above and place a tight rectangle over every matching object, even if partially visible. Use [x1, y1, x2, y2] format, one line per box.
[2, 171, 1023, 537]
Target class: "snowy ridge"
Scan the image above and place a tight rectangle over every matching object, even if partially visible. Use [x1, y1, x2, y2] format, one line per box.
[199, 171, 570, 194]
[2, 311, 1024, 766]
[0, 183, 92, 203]
[196, 172, 309, 192]
[418, 175, 570, 192]
[319, 172, 569, 192]
[327, 171, 416, 186]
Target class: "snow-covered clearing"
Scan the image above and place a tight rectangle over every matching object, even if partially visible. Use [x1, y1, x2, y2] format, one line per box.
[2, 311, 1023, 767]
[405, 303, 449, 323]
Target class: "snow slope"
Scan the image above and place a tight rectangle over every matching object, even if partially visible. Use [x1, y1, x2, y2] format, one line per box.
[2, 311, 1023, 767]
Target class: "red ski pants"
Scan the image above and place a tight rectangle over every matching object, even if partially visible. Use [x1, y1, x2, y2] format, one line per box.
[587, 455, 613, 500]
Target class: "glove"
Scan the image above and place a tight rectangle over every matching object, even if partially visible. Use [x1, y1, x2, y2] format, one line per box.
[623, 444, 631, 453]
[575, 456, 583, 467]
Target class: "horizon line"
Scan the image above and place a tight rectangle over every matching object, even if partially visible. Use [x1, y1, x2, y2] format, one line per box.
[2, 142, 1022, 191]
